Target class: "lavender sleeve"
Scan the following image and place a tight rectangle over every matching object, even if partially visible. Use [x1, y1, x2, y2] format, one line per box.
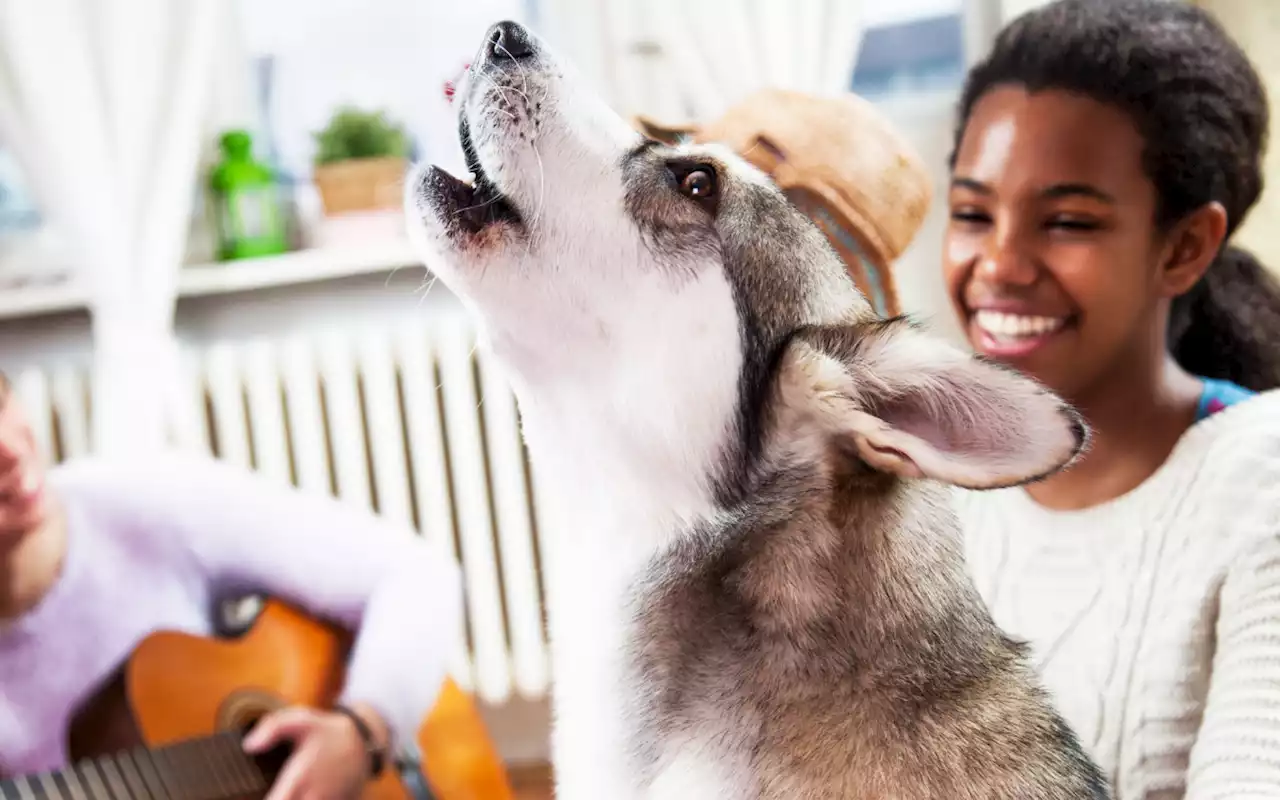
[91, 452, 463, 746]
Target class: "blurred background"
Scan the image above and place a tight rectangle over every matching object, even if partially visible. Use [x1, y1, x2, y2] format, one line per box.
[0, 0, 1273, 792]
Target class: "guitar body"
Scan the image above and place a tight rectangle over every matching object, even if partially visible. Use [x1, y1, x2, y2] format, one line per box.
[122, 600, 514, 800]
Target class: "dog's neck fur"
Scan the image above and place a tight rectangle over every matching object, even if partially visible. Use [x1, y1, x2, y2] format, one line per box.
[761, 351, 981, 635]
[485, 265, 746, 557]
[516, 326, 981, 641]
[520, 393, 722, 535]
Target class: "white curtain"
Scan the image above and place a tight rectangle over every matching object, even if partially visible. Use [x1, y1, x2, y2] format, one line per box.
[0, 0, 222, 455]
[539, 0, 866, 125]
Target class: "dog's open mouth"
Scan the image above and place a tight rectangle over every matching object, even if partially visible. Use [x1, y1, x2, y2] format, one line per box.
[426, 114, 523, 235]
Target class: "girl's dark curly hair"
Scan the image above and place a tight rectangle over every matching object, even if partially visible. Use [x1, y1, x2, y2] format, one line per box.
[952, 0, 1280, 391]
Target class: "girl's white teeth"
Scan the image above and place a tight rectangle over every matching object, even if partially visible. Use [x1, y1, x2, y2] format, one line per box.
[974, 310, 1066, 339]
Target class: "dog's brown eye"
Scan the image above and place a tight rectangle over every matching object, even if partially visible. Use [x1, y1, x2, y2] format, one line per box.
[680, 169, 716, 199]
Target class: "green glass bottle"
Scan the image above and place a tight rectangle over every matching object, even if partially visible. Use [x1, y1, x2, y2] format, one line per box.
[209, 130, 289, 260]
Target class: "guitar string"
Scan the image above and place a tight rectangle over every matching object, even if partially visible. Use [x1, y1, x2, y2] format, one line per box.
[116, 750, 150, 800]
[0, 729, 277, 800]
[131, 746, 167, 800]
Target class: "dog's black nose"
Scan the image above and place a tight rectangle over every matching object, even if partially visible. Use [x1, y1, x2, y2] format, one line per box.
[487, 20, 534, 61]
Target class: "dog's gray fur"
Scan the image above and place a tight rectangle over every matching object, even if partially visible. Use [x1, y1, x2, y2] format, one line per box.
[626, 380, 1103, 798]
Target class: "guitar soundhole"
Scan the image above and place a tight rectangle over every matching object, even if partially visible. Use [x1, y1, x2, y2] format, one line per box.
[219, 688, 282, 735]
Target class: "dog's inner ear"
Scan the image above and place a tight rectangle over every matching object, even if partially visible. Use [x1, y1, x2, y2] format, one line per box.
[791, 322, 1087, 490]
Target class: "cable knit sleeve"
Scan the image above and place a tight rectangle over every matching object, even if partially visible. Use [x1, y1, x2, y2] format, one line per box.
[1186, 534, 1280, 798]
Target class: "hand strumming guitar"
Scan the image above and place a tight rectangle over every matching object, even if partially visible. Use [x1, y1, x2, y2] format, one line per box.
[244, 702, 391, 800]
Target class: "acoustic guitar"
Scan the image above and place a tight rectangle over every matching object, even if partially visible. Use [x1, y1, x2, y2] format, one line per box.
[0, 598, 515, 800]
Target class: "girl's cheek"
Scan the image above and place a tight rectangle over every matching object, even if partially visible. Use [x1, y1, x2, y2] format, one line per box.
[944, 233, 983, 291]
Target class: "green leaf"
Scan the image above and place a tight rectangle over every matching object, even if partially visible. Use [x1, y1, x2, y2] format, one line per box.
[312, 106, 410, 165]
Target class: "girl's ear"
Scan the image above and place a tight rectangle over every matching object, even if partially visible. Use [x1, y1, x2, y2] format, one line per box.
[1161, 201, 1228, 297]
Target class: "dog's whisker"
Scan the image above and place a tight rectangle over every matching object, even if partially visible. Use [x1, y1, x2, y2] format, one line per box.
[383, 264, 406, 289]
[473, 72, 529, 116]
[476, 64, 533, 106]
[475, 88, 519, 122]
[451, 194, 506, 218]
[488, 46, 544, 255]
[491, 81, 534, 107]
[414, 274, 440, 308]
[496, 42, 533, 101]
[522, 142, 546, 258]
[465, 72, 515, 113]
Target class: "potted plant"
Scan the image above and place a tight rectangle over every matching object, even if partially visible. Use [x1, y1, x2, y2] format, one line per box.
[311, 106, 411, 215]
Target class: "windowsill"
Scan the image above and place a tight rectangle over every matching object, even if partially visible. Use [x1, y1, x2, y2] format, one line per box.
[0, 238, 426, 322]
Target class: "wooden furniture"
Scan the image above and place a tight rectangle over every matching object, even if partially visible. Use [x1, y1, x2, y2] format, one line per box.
[0, 599, 515, 800]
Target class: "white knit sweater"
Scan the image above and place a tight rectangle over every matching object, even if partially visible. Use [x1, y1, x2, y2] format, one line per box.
[956, 390, 1280, 800]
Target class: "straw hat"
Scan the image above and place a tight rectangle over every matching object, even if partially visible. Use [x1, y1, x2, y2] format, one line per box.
[635, 88, 933, 317]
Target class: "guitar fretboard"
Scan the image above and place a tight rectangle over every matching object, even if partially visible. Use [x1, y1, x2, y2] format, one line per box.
[0, 731, 280, 800]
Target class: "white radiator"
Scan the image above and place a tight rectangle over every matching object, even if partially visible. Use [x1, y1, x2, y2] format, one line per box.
[13, 315, 553, 709]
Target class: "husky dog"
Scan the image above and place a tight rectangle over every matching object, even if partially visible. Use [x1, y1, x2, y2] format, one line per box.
[406, 20, 1109, 800]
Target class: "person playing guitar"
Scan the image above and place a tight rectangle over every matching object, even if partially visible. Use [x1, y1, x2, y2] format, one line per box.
[0, 370, 464, 799]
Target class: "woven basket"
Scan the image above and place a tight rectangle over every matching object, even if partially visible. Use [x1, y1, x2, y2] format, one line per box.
[313, 156, 408, 216]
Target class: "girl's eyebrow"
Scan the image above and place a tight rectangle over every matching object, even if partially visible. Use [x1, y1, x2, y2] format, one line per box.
[950, 176, 1116, 205]
[950, 176, 991, 195]
[1040, 182, 1116, 204]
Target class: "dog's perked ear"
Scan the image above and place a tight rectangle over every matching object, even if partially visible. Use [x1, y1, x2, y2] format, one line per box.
[789, 318, 1089, 490]
[632, 115, 697, 145]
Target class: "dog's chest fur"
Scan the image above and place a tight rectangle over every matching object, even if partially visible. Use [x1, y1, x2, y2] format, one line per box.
[521, 403, 752, 799]
[540, 455, 1097, 800]
[543, 511, 760, 800]
[619, 464, 883, 800]
[539, 452, 906, 799]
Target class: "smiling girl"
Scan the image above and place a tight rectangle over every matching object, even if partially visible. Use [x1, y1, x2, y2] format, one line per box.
[946, 0, 1280, 796]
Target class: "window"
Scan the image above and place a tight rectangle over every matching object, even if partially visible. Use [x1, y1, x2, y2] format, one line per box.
[0, 147, 39, 234]
[851, 1, 966, 101]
